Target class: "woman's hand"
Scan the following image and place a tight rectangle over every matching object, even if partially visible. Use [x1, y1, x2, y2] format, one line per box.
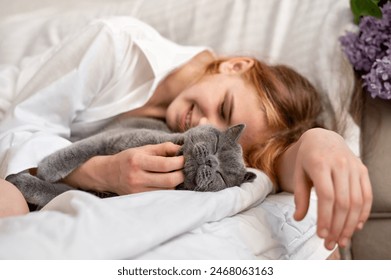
[63, 142, 185, 194]
[278, 128, 373, 250]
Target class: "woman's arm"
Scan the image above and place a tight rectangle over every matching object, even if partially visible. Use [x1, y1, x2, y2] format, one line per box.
[63, 142, 185, 194]
[0, 22, 120, 179]
[276, 128, 373, 250]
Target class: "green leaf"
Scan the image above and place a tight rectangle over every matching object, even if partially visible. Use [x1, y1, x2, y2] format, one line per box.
[350, 0, 383, 24]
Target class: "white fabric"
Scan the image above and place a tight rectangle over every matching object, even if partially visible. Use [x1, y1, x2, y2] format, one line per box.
[0, 169, 330, 259]
[0, 17, 206, 178]
[0, 0, 354, 259]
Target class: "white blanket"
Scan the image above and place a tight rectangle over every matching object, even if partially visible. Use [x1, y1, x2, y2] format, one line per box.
[0, 169, 329, 259]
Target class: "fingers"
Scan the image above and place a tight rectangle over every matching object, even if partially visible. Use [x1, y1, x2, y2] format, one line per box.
[337, 172, 362, 248]
[129, 170, 185, 193]
[140, 153, 184, 172]
[138, 142, 184, 172]
[313, 170, 334, 240]
[359, 166, 373, 227]
[318, 161, 373, 250]
[116, 166, 184, 195]
[145, 142, 182, 157]
[293, 167, 311, 221]
[114, 142, 185, 195]
[143, 170, 185, 189]
[292, 129, 373, 251]
[324, 167, 350, 250]
[137, 142, 185, 186]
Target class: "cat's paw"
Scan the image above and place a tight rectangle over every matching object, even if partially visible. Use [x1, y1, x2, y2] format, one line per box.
[37, 156, 70, 182]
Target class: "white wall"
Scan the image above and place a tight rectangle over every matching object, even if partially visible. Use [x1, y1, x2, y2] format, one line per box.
[0, 0, 129, 19]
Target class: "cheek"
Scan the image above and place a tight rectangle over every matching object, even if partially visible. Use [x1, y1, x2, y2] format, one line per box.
[185, 80, 215, 99]
[238, 124, 272, 153]
[165, 100, 180, 129]
[165, 92, 193, 130]
[238, 135, 252, 152]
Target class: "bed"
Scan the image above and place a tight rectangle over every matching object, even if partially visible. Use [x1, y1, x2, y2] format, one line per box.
[0, 0, 358, 259]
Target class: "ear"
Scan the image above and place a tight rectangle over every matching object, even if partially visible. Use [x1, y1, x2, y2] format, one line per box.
[244, 171, 257, 183]
[218, 57, 255, 75]
[226, 124, 245, 142]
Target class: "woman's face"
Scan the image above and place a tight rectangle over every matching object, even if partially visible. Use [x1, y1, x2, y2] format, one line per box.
[166, 73, 270, 150]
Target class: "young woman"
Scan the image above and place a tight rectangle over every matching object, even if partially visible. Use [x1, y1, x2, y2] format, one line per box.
[0, 17, 372, 251]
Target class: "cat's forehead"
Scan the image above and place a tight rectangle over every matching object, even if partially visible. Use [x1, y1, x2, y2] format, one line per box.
[189, 125, 219, 137]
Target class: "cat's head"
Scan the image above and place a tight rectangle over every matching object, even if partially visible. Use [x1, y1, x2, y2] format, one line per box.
[177, 124, 256, 192]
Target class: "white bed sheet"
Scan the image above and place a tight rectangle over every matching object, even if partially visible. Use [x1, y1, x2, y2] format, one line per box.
[0, 0, 356, 259]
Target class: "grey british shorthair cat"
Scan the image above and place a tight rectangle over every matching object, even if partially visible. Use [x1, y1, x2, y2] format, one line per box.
[7, 117, 256, 208]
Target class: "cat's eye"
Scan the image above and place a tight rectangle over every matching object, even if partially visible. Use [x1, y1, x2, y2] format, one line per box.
[217, 171, 227, 186]
[214, 135, 219, 154]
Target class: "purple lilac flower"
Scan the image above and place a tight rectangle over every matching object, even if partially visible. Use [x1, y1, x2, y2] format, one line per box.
[340, 32, 374, 72]
[340, 2, 391, 73]
[340, 2, 391, 99]
[386, 40, 391, 55]
[363, 54, 391, 99]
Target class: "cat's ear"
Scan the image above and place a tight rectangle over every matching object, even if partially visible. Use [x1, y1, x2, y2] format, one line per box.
[244, 171, 257, 183]
[226, 124, 245, 142]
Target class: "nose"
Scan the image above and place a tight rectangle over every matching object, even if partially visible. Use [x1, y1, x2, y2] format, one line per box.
[198, 117, 210, 126]
[198, 116, 227, 130]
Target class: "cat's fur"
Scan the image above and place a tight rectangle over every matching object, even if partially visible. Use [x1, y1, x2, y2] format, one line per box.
[7, 117, 256, 208]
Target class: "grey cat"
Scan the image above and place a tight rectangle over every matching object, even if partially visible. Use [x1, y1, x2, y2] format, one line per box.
[7, 117, 256, 208]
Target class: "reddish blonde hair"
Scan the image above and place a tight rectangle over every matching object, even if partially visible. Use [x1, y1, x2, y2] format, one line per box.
[205, 58, 324, 186]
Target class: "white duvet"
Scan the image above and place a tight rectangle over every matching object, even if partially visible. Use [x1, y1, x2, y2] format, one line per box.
[0, 0, 356, 259]
[0, 169, 329, 259]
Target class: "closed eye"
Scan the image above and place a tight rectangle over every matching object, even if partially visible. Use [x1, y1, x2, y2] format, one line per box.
[220, 91, 233, 124]
[214, 135, 219, 154]
[219, 100, 226, 120]
[217, 171, 227, 186]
